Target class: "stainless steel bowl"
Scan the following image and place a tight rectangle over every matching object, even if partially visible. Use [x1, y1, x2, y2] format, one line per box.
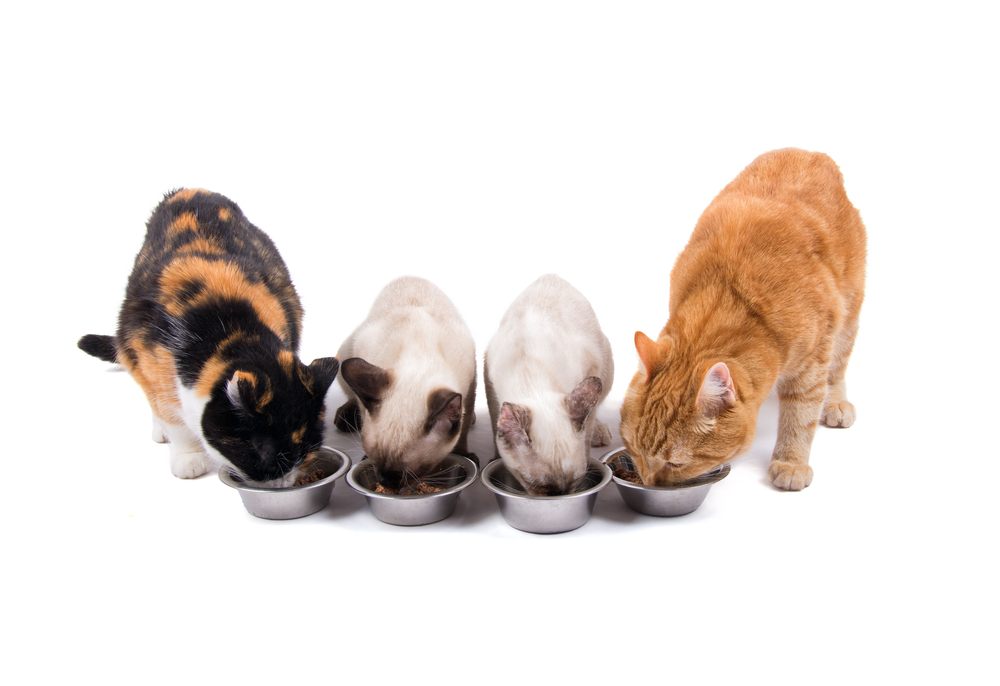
[481, 457, 612, 534]
[600, 448, 730, 517]
[218, 446, 352, 520]
[347, 454, 478, 526]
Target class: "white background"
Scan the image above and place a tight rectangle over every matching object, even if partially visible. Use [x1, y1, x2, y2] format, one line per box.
[3, 2, 996, 684]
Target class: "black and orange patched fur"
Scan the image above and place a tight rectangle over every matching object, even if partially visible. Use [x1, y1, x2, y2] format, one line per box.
[79, 189, 338, 484]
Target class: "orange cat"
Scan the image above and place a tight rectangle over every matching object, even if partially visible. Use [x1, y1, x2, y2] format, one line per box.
[619, 148, 866, 490]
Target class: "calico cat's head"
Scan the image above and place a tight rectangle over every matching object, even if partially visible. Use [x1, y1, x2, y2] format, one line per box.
[340, 357, 463, 490]
[200, 353, 339, 486]
[619, 332, 755, 485]
[495, 377, 603, 495]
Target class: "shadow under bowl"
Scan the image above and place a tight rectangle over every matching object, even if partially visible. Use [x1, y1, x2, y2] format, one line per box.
[218, 446, 352, 520]
[600, 448, 730, 517]
[346, 454, 478, 526]
[480, 457, 612, 534]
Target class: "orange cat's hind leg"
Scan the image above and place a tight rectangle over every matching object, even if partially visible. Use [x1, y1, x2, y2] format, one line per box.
[821, 319, 859, 428]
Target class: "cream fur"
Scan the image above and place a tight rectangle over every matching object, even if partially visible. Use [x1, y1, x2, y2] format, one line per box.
[484, 274, 614, 494]
[337, 276, 476, 475]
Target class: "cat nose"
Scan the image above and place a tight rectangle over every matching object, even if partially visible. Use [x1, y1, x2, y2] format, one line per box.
[377, 468, 404, 489]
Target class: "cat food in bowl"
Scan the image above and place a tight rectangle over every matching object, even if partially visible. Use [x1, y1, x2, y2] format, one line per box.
[218, 447, 352, 520]
[347, 454, 478, 526]
[600, 448, 729, 517]
[481, 457, 612, 534]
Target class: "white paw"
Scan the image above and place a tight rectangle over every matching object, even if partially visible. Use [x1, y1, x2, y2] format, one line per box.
[170, 450, 211, 479]
[821, 400, 856, 428]
[590, 421, 612, 448]
[152, 421, 169, 444]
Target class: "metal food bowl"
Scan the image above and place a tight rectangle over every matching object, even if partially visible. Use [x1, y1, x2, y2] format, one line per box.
[346, 454, 478, 526]
[600, 448, 730, 517]
[218, 446, 352, 520]
[481, 457, 612, 534]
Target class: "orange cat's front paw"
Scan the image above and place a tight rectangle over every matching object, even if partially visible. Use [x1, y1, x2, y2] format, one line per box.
[821, 400, 856, 428]
[768, 461, 813, 491]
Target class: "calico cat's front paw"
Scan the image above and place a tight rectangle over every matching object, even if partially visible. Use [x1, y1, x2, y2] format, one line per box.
[170, 450, 211, 479]
[590, 421, 612, 447]
[768, 461, 813, 491]
[821, 400, 856, 428]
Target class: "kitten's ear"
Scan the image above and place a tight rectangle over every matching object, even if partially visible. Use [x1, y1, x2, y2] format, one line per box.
[498, 402, 531, 447]
[340, 358, 393, 412]
[425, 388, 462, 437]
[565, 376, 603, 430]
[696, 362, 737, 415]
[635, 332, 665, 381]
[226, 370, 260, 412]
[307, 357, 340, 397]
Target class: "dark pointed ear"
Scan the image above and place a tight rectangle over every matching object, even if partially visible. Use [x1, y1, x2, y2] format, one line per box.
[696, 362, 737, 416]
[497, 402, 531, 447]
[635, 332, 667, 381]
[565, 376, 603, 430]
[226, 370, 259, 412]
[340, 358, 393, 413]
[425, 388, 462, 437]
[307, 357, 340, 397]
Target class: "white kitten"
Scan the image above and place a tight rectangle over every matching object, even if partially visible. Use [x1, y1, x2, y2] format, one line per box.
[334, 276, 477, 489]
[484, 274, 614, 495]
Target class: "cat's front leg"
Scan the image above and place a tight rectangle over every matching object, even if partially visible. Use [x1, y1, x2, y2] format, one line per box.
[151, 413, 169, 443]
[769, 368, 828, 491]
[590, 420, 612, 447]
[162, 423, 211, 479]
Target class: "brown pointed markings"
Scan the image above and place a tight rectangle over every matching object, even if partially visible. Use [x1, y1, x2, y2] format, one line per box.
[158, 256, 291, 344]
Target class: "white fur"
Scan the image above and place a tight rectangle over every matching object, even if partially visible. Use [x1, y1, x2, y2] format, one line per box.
[484, 274, 614, 493]
[337, 276, 476, 472]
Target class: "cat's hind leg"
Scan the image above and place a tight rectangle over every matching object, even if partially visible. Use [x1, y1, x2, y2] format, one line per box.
[769, 364, 828, 491]
[821, 319, 859, 428]
[151, 413, 169, 443]
[162, 423, 211, 479]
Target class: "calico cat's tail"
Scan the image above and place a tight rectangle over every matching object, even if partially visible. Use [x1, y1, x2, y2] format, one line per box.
[78, 334, 118, 363]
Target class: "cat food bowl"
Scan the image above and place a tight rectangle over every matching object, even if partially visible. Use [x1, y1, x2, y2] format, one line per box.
[480, 457, 612, 534]
[346, 454, 478, 526]
[218, 446, 352, 520]
[600, 448, 730, 517]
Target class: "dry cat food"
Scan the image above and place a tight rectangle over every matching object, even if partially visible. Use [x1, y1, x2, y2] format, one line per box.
[612, 465, 643, 484]
[373, 482, 444, 495]
[294, 469, 326, 487]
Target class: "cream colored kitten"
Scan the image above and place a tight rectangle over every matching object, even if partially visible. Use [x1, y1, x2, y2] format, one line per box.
[484, 274, 614, 495]
[334, 276, 477, 490]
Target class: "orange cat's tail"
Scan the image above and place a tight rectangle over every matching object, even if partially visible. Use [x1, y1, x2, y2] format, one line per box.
[77, 334, 117, 363]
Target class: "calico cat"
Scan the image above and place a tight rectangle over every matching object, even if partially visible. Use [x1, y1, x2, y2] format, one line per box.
[333, 276, 477, 490]
[78, 188, 339, 486]
[619, 148, 866, 491]
[484, 274, 614, 495]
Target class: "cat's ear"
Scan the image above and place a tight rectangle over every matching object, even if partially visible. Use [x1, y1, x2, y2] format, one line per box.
[306, 357, 340, 397]
[425, 388, 462, 437]
[226, 370, 261, 412]
[565, 376, 603, 430]
[696, 362, 737, 415]
[340, 358, 393, 412]
[498, 402, 531, 447]
[635, 331, 666, 381]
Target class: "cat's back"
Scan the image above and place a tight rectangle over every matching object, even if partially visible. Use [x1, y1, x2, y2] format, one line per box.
[673, 149, 866, 308]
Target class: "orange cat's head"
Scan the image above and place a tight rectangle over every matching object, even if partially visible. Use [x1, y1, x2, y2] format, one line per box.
[619, 332, 756, 485]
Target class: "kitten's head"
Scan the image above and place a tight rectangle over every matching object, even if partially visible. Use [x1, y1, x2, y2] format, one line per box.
[201, 353, 339, 485]
[495, 377, 603, 496]
[340, 357, 463, 489]
[619, 332, 755, 485]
